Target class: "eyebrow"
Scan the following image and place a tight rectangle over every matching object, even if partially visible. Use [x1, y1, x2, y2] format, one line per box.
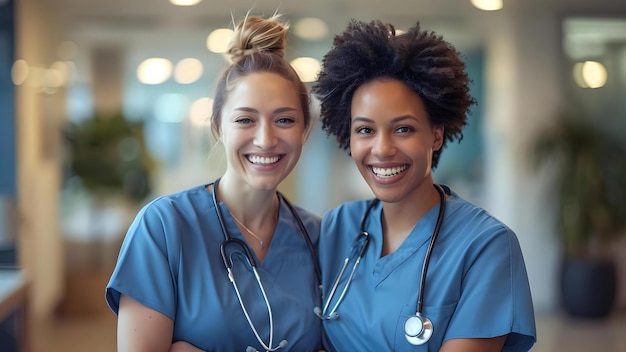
[234, 107, 299, 114]
[352, 115, 419, 124]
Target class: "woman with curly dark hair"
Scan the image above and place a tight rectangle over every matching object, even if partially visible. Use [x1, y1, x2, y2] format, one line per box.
[313, 20, 536, 351]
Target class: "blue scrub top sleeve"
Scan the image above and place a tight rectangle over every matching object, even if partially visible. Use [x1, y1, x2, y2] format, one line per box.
[444, 226, 536, 351]
[105, 200, 179, 320]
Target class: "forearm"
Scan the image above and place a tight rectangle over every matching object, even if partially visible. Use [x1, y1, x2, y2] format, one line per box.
[439, 335, 506, 352]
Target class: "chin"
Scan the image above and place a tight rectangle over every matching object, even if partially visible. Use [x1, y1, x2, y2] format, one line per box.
[250, 176, 285, 192]
[367, 183, 410, 203]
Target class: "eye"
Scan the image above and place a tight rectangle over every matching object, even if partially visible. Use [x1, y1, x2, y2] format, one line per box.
[276, 117, 296, 125]
[395, 126, 414, 134]
[354, 126, 373, 134]
[235, 117, 254, 125]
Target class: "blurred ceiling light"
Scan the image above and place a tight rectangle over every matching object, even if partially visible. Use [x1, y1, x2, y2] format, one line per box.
[291, 57, 321, 83]
[137, 58, 173, 85]
[57, 41, 78, 60]
[471, 0, 503, 11]
[207, 28, 234, 53]
[293, 17, 328, 41]
[50, 61, 76, 87]
[169, 0, 202, 6]
[25, 66, 44, 88]
[11, 59, 29, 85]
[174, 58, 204, 84]
[572, 62, 587, 88]
[154, 93, 190, 123]
[189, 97, 214, 126]
[43, 68, 63, 88]
[574, 60, 607, 89]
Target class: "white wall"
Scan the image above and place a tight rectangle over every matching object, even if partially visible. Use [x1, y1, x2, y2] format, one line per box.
[482, 12, 565, 312]
[16, 0, 66, 319]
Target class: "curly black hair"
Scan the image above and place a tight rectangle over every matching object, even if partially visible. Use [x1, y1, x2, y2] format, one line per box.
[312, 19, 476, 168]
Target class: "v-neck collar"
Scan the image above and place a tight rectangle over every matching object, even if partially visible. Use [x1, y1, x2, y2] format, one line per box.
[365, 200, 443, 287]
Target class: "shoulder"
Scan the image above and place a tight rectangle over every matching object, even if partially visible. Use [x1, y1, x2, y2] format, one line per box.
[445, 191, 516, 243]
[322, 199, 374, 223]
[136, 185, 212, 222]
[124, 185, 212, 244]
[444, 190, 520, 252]
[285, 202, 322, 242]
[289, 203, 321, 225]
[320, 199, 375, 239]
[448, 189, 510, 231]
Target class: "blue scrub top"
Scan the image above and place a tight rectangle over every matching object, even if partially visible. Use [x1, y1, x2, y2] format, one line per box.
[106, 185, 322, 351]
[319, 186, 536, 352]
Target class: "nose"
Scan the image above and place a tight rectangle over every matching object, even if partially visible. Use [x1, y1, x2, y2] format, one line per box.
[371, 133, 396, 157]
[253, 122, 278, 149]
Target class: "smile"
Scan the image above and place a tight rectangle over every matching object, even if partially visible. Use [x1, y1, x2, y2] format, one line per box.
[247, 155, 281, 165]
[371, 165, 408, 178]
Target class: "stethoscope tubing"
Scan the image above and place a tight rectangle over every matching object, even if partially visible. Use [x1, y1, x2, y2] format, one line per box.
[416, 183, 446, 314]
[318, 183, 446, 325]
[319, 202, 374, 319]
[211, 178, 320, 351]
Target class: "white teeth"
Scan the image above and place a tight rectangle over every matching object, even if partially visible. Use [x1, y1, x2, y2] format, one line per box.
[372, 165, 407, 178]
[247, 155, 280, 165]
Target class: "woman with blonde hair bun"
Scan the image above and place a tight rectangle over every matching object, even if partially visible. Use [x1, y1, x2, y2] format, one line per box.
[106, 13, 322, 352]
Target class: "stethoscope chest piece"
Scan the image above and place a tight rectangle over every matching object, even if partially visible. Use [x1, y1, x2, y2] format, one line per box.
[404, 313, 433, 345]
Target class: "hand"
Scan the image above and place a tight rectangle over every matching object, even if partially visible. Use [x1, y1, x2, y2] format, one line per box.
[168, 341, 205, 352]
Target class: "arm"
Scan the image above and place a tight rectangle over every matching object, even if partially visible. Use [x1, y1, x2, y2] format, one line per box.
[117, 294, 174, 352]
[169, 341, 206, 352]
[440, 335, 507, 352]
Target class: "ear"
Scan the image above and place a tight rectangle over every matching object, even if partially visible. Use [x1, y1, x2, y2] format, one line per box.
[432, 125, 444, 151]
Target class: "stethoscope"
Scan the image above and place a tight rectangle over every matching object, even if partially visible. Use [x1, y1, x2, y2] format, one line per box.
[315, 183, 446, 346]
[212, 178, 320, 352]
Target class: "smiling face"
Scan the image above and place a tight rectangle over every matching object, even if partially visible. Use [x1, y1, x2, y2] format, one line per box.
[350, 78, 443, 204]
[219, 72, 306, 191]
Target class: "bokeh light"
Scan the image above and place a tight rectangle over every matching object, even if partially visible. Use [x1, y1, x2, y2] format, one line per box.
[471, 0, 503, 11]
[573, 61, 608, 89]
[290, 57, 321, 83]
[137, 58, 173, 85]
[11, 59, 29, 85]
[189, 97, 213, 127]
[169, 0, 202, 6]
[174, 58, 204, 84]
[293, 17, 328, 41]
[206, 28, 234, 53]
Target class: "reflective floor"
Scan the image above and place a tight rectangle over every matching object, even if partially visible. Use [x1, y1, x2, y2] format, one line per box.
[31, 308, 626, 352]
[533, 310, 626, 352]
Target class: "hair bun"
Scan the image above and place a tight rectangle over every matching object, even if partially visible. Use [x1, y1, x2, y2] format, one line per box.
[226, 14, 289, 64]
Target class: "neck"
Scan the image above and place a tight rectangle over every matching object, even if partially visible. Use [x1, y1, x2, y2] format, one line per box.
[380, 183, 442, 256]
[212, 177, 279, 260]
[215, 176, 280, 223]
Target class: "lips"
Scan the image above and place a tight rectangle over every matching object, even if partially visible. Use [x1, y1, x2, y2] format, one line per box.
[371, 165, 408, 178]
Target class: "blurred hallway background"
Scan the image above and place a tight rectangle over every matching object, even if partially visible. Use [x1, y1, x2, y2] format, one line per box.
[1, 0, 626, 351]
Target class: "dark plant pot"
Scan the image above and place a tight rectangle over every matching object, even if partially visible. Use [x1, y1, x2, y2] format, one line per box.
[560, 257, 617, 318]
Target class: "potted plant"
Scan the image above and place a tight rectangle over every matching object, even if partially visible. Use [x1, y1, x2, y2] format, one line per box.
[64, 112, 156, 202]
[532, 108, 626, 318]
